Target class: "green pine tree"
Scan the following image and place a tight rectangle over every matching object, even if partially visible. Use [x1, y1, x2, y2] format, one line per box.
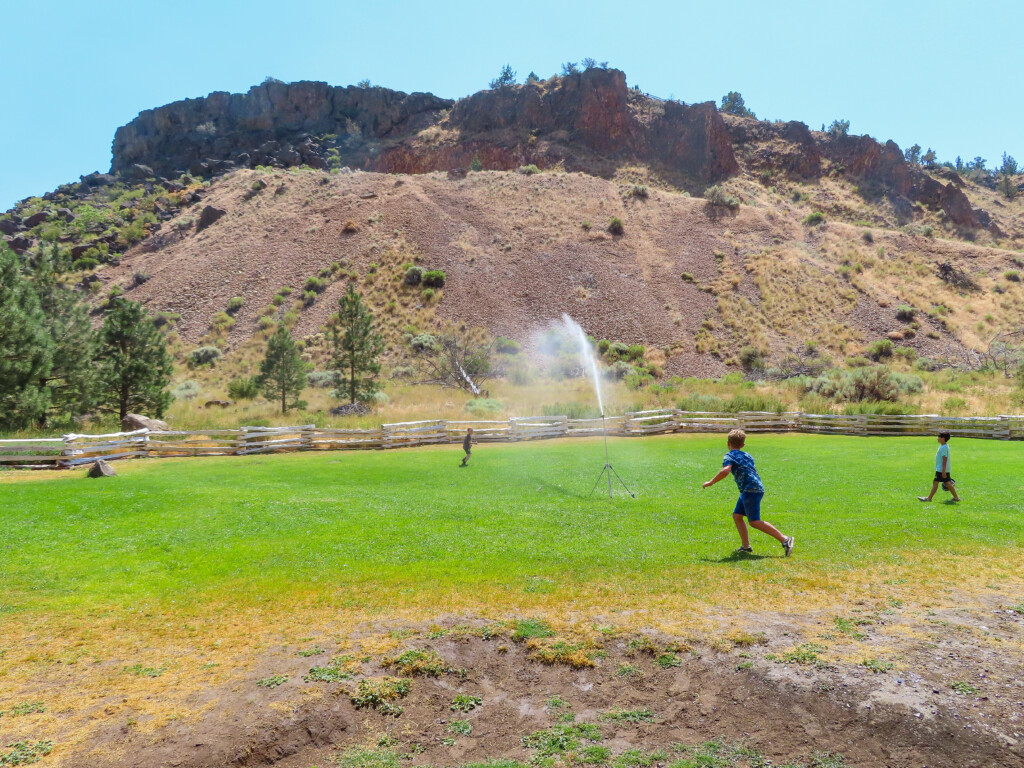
[96, 299, 173, 422]
[0, 244, 52, 430]
[329, 283, 385, 404]
[258, 325, 307, 414]
[31, 246, 98, 427]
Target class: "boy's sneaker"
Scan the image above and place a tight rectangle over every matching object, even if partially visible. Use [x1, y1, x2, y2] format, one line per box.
[782, 536, 795, 557]
[916, 496, 930, 502]
[734, 546, 753, 554]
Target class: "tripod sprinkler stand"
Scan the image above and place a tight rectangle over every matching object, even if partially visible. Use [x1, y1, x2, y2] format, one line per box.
[588, 413, 636, 499]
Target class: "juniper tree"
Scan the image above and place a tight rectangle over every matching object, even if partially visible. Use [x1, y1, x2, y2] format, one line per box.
[720, 91, 756, 119]
[329, 283, 384, 404]
[95, 299, 173, 421]
[259, 324, 307, 414]
[0, 244, 52, 430]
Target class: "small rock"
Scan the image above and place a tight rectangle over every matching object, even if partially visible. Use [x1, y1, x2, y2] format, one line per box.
[196, 205, 227, 232]
[87, 460, 116, 478]
[121, 413, 170, 432]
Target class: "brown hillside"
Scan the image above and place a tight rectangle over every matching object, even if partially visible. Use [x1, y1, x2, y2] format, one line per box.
[101, 167, 1024, 376]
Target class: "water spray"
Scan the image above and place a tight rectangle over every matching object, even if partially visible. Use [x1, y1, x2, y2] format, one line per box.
[559, 314, 635, 500]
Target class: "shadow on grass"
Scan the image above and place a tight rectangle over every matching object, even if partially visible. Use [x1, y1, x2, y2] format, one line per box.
[701, 552, 774, 564]
[529, 477, 587, 499]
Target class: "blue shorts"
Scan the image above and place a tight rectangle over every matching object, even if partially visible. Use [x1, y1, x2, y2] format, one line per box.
[733, 492, 763, 522]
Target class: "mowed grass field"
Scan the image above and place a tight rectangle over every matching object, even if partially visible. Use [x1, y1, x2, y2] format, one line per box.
[2, 432, 1022, 622]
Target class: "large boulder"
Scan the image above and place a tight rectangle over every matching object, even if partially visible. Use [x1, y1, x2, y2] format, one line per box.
[87, 460, 117, 478]
[195, 205, 226, 232]
[121, 413, 170, 432]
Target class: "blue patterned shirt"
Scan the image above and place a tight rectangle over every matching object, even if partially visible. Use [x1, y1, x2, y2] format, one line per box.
[723, 449, 765, 493]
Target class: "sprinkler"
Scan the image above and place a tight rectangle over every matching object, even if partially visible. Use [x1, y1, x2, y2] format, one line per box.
[588, 412, 636, 500]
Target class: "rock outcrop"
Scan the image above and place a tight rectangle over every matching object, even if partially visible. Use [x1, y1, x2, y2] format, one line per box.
[121, 413, 170, 432]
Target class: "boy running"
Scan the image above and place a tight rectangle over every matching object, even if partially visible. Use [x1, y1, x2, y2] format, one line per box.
[917, 431, 960, 502]
[460, 427, 474, 467]
[702, 429, 795, 556]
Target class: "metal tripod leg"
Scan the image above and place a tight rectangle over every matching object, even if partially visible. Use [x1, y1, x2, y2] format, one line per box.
[607, 462, 636, 498]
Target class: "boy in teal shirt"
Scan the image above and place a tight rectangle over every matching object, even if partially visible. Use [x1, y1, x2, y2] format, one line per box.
[702, 429, 794, 556]
[917, 431, 961, 502]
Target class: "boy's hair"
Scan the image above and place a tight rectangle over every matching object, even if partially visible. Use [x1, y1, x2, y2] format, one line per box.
[727, 429, 746, 448]
[938, 431, 951, 441]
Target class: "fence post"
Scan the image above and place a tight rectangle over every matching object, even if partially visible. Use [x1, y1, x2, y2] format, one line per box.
[237, 427, 248, 456]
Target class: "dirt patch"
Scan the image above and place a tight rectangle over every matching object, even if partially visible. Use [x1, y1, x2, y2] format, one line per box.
[49, 601, 1024, 768]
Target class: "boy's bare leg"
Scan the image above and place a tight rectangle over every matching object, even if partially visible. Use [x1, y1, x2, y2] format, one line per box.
[733, 514, 751, 548]
[920, 481, 940, 501]
[750, 520, 786, 544]
[944, 481, 960, 501]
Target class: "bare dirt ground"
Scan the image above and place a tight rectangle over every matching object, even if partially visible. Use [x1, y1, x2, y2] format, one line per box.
[9, 587, 1020, 768]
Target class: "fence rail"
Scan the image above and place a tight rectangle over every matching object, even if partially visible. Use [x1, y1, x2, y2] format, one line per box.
[1, 410, 1021, 469]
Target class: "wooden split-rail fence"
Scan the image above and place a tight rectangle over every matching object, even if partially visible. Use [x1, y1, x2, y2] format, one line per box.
[1, 410, 1021, 470]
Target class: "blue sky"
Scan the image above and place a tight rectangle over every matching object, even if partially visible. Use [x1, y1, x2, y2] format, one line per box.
[2, 0, 1020, 210]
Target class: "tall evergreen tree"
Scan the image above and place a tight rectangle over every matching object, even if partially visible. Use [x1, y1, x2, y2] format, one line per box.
[31, 247, 98, 426]
[96, 299, 173, 421]
[329, 283, 384, 404]
[258, 325, 307, 414]
[0, 245, 52, 430]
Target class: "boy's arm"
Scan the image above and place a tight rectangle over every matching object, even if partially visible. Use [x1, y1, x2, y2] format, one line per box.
[703, 465, 732, 488]
[941, 454, 948, 475]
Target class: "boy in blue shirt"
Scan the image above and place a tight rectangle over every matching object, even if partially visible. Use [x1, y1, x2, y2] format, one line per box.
[702, 429, 794, 556]
[917, 431, 960, 502]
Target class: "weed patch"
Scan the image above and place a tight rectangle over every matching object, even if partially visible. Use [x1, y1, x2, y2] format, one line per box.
[522, 722, 602, 756]
[600, 708, 656, 723]
[385, 648, 449, 676]
[306, 655, 359, 683]
[451, 694, 482, 712]
[351, 677, 411, 716]
[862, 658, 894, 674]
[256, 674, 288, 688]
[0, 702, 45, 718]
[511, 618, 555, 642]
[767, 643, 826, 665]
[951, 681, 979, 695]
[333, 747, 400, 768]
[655, 653, 682, 669]
[527, 639, 597, 668]
[124, 664, 165, 678]
[448, 719, 472, 736]
[0, 740, 53, 765]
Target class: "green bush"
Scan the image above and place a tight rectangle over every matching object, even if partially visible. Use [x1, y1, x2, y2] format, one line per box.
[422, 270, 446, 288]
[72, 257, 99, 271]
[1006, 270, 1021, 282]
[895, 304, 917, 321]
[605, 360, 637, 379]
[704, 185, 740, 209]
[631, 184, 649, 199]
[518, 164, 541, 175]
[803, 211, 825, 226]
[227, 376, 260, 400]
[677, 393, 726, 412]
[607, 217, 625, 235]
[942, 397, 968, 415]
[304, 276, 328, 293]
[739, 346, 766, 373]
[226, 296, 245, 314]
[495, 337, 521, 354]
[723, 393, 786, 413]
[403, 266, 424, 286]
[810, 366, 921, 403]
[842, 400, 921, 415]
[409, 333, 438, 352]
[190, 346, 222, 366]
[171, 380, 201, 401]
[306, 371, 336, 388]
[422, 288, 436, 302]
[865, 339, 894, 361]
[302, 290, 318, 306]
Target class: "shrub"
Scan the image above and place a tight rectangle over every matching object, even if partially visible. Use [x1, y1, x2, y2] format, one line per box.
[302, 290, 318, 306]
[190, 346, 222, 366]
[307, 370, 336, 388]
[605, 360, 637, 379]
[895, 304, 917, 321]
[226, 296, 245, 314]
[495, 337, 521, 354]
[227, 376, 260, 399]
[842, 400, 920, 415]
[422, 270, 446, 288]
[518, 164, 540, 175]
[803, 211, 825, 226]
[341, 219, 359, 234]
[422, 288, 436, 302]
[677, 393, 726, 412]
[631, 184, 649, 199]
[403, 266, 424, 286]
[845, 355, 871, 368]
[942, 397, 968, 415]
[210, 311, 235, 331]
[304, 276, 328, 293]
[1006, 270, 1021, 282]
[470, 153, 483, 172]
[723, 393, 786, 414]
[133, 270, 152, 285]
[865, 339, 894, 361]
[409, 333, 438, 352]
[810, 366, 920, 403]
[739, 346, 766, 373]
[171, 380, 201, 400]
[72, 257, 100, 271]
[607, 217, 625, 235]
[704, 185, 740, 209]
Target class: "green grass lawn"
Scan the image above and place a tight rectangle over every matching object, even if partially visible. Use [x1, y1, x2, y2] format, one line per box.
[1, 433, 1021, 617]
